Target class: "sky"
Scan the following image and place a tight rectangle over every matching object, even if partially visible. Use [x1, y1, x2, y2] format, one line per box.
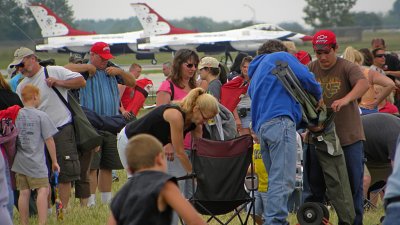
[64, 0, 395, 26]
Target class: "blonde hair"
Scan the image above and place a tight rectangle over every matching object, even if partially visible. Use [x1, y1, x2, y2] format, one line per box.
[343, 46, 364, 65]
[177, 88, 219, 117]
[0, 72, 11, 91]
[282, 41, 297, 54]
[125, 134, 163, 172]
[21, 84, 40, 103]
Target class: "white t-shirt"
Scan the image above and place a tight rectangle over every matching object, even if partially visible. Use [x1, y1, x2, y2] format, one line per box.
[16, 66, 82, 127]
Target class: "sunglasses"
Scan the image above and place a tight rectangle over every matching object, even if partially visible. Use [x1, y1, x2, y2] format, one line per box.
[199, 109, 211, 121]
[374, 54, 385, 58]
[184, 63, 198, 69]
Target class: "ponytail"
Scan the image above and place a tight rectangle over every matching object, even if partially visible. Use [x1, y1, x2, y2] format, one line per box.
[180, 88, 206, 112]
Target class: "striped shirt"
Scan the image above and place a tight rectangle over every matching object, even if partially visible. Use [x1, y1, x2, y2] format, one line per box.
[80, 69, 122, 116]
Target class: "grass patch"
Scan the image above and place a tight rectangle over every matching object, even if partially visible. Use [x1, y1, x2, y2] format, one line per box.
[12, 169, 386, 225]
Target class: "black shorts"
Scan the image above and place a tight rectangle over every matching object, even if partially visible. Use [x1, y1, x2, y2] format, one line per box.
[90, 131, 123, 170]
[53, 124, 81, 183]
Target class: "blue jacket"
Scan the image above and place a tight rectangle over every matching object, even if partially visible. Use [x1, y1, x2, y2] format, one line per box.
[248, 52, 322, 132]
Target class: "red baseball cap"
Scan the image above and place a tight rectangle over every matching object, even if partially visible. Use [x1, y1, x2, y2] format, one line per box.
[312, 30, 337, 51]
[90, 42, 114, 60]
[294, 50, 312, 65]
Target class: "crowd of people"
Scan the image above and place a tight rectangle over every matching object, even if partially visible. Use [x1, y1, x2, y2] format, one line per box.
[0, 29, 400, 225]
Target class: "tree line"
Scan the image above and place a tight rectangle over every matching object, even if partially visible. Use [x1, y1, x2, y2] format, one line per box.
[304, 0, 400, 29]
[0, 0, 399, 42]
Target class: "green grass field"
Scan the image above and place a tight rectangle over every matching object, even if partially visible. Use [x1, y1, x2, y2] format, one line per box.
[1, 30, 399, 71]
[12, 169, 386, 225]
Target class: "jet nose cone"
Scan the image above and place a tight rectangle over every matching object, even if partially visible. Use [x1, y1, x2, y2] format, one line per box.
[300, 35, 313, 42]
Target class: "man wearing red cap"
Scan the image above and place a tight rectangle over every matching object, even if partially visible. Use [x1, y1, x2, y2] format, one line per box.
[306, 30, 369, 225]
[79, 42, 135, 207]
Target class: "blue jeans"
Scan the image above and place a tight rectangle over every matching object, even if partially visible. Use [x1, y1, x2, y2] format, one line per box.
[359, 107, 378, 115]
[383, 202, 400, 225]
[253, 191, 268, 218]
[258, 116, 296, 225]
[343, 141, 364, 225]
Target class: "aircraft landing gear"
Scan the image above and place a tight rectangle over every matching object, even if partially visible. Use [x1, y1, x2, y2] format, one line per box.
[151, 59, 157, 65]
[223, 50, 233, 65]
[296, 202, 331, 225]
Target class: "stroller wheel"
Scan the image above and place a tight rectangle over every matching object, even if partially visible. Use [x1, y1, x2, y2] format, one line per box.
[297, 202, 324, 225]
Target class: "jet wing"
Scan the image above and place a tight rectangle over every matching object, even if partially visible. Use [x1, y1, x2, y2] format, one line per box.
[138, 29, 304, 50]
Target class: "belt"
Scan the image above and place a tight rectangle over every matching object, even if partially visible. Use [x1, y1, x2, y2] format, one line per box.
[384, 196, 400, 209]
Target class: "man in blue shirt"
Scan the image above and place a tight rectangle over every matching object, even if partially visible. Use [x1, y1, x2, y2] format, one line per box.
[80, 42, 135, 206]
[248, 40, 322, 225]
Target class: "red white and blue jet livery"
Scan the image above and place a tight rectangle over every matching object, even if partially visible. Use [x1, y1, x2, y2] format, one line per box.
[133, 3, 313, 54]
[28, 3, 196, 61]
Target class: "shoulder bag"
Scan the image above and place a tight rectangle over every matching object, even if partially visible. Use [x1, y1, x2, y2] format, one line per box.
[44, 67, 102, 152]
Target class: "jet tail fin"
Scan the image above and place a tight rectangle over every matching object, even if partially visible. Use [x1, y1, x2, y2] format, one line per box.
[131, 3, 197, 37]
[29, 3, 96, 37]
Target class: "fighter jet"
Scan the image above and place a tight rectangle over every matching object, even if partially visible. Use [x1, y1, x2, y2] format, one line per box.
[133, 3, 312, 60]
[29, 3, 196, 63]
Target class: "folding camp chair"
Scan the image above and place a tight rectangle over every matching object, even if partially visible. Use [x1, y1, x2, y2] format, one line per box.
[364, 180, 386, 210]
[180, 134, 255, 225]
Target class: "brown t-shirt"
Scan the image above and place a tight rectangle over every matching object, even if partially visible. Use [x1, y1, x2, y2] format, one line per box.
[308, 57, 366, 146]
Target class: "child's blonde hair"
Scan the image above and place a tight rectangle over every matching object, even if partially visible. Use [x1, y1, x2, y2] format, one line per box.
[21, 84, 40, 103]
[125, 134, 163, 172]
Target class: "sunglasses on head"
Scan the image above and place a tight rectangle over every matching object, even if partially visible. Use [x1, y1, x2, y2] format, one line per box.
[374, 54, 385, 58]
[184, 63, 198, 69]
